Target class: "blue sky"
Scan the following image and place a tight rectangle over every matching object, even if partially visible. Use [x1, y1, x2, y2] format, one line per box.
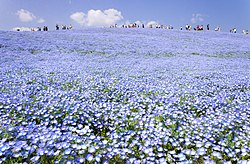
[0, 0, 249, 31]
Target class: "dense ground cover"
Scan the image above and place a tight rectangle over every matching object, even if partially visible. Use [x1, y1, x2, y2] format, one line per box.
[0, 28, 250, 164]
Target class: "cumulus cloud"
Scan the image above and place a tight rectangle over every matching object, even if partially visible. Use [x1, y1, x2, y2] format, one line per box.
[191, 13, 206, 24]
[37, 18, 45, 23]
[146, 21, 159, 27]
[16, 9, 45, 24]
[70, 12, 86, 25]
[16, 9, 36, 22]
[134, 20, 143, 25]
[70, 9, 123, 27]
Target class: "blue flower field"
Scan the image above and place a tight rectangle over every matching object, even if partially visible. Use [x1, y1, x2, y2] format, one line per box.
[0, 28, 250, 163]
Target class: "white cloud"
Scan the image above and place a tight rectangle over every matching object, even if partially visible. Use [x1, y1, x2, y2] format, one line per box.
[134, 20, 143, 25]
[70, 9, 123, 27]
[146, 21, 159, 27]
[37, 18, 45, 24]
[70, 12, 86, 25]
[16, 9, 36, 22]
[123, 20, 131, 25]
[191, 13, 206, 24]
[16, 9, 46, 24]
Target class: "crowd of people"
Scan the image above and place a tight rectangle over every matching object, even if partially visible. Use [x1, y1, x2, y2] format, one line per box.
[16, 24, 73, 32]
[15, 23, 248, 35]
[56, 24, 73, 30]
[24, 26, 48, 32]
[110, 22, 248, 34]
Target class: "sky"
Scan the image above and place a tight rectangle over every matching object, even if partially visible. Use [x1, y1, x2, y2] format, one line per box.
[0, 0, 249, 31]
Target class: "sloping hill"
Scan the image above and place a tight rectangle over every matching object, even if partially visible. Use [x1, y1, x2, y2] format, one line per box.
[0, 28, 250, 163]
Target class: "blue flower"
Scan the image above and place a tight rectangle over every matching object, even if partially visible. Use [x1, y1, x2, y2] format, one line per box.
[30, 156, 40, 162]
[1, 28, 250, 163]
[86, 154, 94, 161]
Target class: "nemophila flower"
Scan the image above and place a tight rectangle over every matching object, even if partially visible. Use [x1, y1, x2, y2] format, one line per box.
[64, 148, 72, 155]
[176, 153, 186, 161]
[86, 154, 94, 161]
[1, 28, 250, 162]
[30, 156, 40, 162]
[62, 160, 71, 164]
[197, 147, 206, 156]
[95, 154, 102, 162]
[102, 159, 109, 164]
[228, 152, 235, 158]
[13, 153, 21, 158]
[0, 145, 9, 152]
[88, 146, 96, 153]
[238, 160, 250, 164]
[12, 146, 21, 152]
[77, 158, 85, 163]
[78, 150, 85, 155]
[204, 142, 212, 148]
[211, 152, 222, 159]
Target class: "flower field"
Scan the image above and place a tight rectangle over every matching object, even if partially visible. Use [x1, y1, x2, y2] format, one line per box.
[0, 28, 250, 164]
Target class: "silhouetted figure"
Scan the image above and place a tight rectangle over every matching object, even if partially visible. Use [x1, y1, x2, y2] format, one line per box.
[56, 24, 59, 30]
[233, 28, 236, 33]
[142, 24, 144, 28]
[243, 30, 248, 35]
[230, 28, 236, 33]
[62, 25, 66, 30]
[186, 24, 191, 31]
[215, 26, 221, 31]
[207, 24, 210, 30]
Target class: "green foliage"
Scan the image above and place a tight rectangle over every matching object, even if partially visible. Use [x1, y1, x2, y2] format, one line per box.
[26, 79, 37, 85]
[154, 115, 164, 122]
[210, 156, 223, 164]
[128, 119, 139, 130]
[194, 156, 204, 164]
[130, 107, 139, 113]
